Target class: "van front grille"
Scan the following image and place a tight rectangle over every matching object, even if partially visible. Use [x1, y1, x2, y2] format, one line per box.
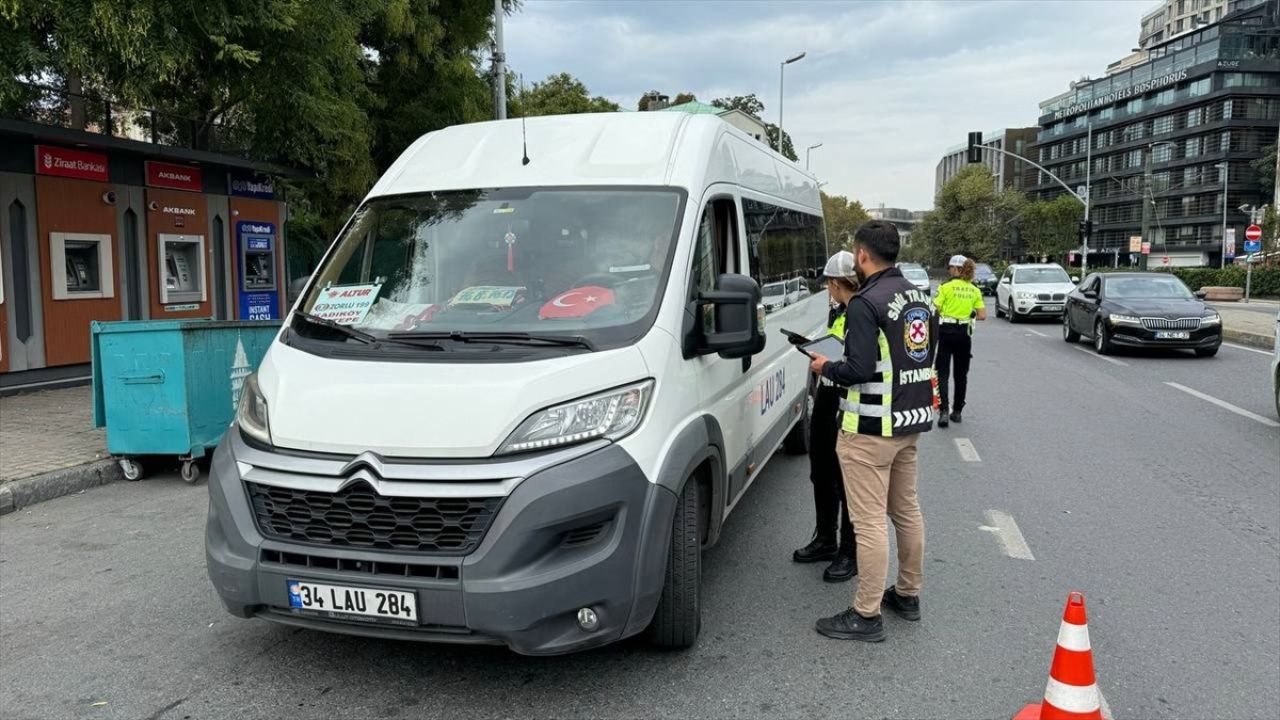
[247, 482, 502, 555]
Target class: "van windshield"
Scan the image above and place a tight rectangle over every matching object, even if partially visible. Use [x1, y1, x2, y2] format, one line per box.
[763, 282, 785, 298]
[297, 188, 684, 352]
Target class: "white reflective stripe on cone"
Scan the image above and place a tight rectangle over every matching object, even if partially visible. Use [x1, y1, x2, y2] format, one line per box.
[1056, 620, 1091, 652]
[1043, 677, 1101, 714]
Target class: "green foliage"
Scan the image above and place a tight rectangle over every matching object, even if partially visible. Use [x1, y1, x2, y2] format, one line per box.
[518, 72, 619, 116]
[1252, 142, 1276, 200]
[1081, 265, 1280, 297]
[1020, 194, 1083, 259]
[910, 165, 1025, 266]
[820, 192, 870, 251]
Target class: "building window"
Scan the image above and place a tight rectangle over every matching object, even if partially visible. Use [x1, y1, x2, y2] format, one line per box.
[1155, 89, 1175, 106]
[1127, 97, 1143, 114]
[1153, 143, 1174, 163]
[1184, 166, 1201, 186]
[1222, 99, 1233, 120]
[1098, 107, 1114, 121]
[1074, 115, 1088, 129]
[1221, 130, 1230, 152]
[1127, 149, 1144, 168]
[1153, 114, 1175, 135]
[1188, 78, 1210, 97]
[1186, 107, 1204, 127]
[1185, 136, 1202, 157]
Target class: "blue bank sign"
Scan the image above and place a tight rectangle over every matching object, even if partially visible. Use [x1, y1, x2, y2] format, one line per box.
[228, 172, 274, 199]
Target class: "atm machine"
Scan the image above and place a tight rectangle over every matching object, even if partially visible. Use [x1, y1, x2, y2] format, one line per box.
[236, 221, 279, 320]
[157, 234, 207, 306]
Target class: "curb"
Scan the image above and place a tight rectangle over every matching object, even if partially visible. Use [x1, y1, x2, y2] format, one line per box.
[1223, 327, 1274, 350]
[0, 459, 122, 516]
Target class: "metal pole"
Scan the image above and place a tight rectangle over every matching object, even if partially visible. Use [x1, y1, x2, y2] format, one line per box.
[1141, 147, 1152, 271]
[777, 62, 785, 153]
[1083, 123, 1092, 274]
[1221, 161, 1229, 268]
[493, 0, 506, 120]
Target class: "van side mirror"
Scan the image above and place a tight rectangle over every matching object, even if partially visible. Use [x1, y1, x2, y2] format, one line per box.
[1071, 275, 1080, 283]
[700, 273, 765, 359]
[1193, 289, 1207, 299]
[999, 277, 1010, 285]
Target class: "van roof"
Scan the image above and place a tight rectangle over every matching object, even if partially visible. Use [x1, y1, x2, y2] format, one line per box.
[368, 112, 821, 211]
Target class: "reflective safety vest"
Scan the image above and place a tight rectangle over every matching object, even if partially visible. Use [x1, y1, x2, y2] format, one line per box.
[819, 307, 847, 388]
[839, 270, 937, 437]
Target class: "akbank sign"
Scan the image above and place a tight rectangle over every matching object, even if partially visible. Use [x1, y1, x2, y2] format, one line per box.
[1052, 69, 1189, 121]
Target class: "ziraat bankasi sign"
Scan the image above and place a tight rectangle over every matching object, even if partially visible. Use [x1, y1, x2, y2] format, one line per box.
[1050, 69, 1189, 121]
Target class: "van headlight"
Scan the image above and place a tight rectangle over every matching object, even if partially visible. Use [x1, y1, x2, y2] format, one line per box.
[236, 373, 272, 446]
[498, 380, 654, 455]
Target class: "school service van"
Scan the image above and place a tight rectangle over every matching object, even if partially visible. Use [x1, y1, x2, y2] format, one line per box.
[205, 112, 829, 654]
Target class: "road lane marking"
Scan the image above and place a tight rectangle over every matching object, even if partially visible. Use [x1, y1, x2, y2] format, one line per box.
[979, 510, 1035, 560]
[1071, 345, 1129, 366]
[1164, 382, 1280, 428]
[954, 438, 981, 462]
[1023, 329, 1048, 338]
[1224, 342, 1272, 356]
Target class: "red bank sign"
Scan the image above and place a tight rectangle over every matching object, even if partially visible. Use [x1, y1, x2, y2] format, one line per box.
[146, 161, 203, 192]
[35, 145, 109, 182]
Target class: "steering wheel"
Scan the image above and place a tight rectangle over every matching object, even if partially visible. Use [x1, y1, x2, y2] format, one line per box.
[572, 273, 624, 289]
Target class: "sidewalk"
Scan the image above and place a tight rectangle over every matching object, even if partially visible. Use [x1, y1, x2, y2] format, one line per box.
[1213, 299, 1278, 349]
[0, 385, 119, 514]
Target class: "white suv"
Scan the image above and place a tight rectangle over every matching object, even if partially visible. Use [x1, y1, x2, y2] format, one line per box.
[996, 263, 1078, 322]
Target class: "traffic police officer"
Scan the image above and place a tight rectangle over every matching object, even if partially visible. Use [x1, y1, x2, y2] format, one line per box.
[792, 251, 858, 583]
[933, 254, 987, 427]
[806, 220, 937, 642]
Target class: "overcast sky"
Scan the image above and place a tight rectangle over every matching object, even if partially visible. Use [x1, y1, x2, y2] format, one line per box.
[504, 0, 1156, 210]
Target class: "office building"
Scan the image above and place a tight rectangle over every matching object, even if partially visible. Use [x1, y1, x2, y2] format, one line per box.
[935, 128, 1039, 199]
[1141, 0, 1233, 49]
[1028, 0, 1279, 267]
[867, 206, 928, 245]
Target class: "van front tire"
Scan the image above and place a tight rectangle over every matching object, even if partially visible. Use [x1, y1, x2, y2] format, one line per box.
[646, 478, 701, 649]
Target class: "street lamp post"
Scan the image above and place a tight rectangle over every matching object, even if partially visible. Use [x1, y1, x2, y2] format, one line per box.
[1216, 161, 1230, 268]
[805, 142, 823, 171]
[1140, 140, 1177, 270]
[777, 52, 806, 156]
[493, 0, 506, 120]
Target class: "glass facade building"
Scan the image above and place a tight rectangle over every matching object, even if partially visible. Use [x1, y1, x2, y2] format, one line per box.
[1028, 0, 1279, 265]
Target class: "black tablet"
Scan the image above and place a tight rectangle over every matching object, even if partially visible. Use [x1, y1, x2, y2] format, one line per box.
[800, 334, 844, 359]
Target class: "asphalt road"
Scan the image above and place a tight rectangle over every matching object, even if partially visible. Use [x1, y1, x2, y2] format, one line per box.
[2, 317, 1278, 720]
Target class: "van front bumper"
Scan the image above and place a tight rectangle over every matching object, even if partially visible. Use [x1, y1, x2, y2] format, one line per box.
[205, 433, 676, 655]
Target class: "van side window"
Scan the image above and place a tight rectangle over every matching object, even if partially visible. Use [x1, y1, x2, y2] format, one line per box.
[691, 198, 740, 297]
[742, 198, 824, 292]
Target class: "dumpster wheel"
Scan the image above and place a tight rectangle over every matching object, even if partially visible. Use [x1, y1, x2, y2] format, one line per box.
[119, 458, 144, 481]
[180, 460, 201, 484]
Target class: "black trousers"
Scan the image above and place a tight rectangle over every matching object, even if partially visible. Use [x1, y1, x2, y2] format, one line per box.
[809, 384, 855, 554]
[936, 325, 973, 412]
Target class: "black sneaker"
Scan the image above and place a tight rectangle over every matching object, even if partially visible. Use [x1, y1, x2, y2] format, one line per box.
[823, 555, 858, 583]
[937, 410, 950, 428]
[815, 607, 886, 642]
[793, 537, 839, 564]
[882, 586, 921, 622]
[950, 410, 963, 424]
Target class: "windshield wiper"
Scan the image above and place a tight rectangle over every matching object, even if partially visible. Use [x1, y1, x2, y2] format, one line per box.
[388, 330, 595, 351]
[293, 312, 444, 351]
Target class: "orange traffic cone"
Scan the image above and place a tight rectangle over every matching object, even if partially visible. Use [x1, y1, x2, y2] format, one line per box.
[1014, 592, 1103, 720]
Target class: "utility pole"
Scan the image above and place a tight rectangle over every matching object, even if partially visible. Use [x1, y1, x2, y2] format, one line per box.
[1082, 123, 1092, 274]
[493, 0, 507, 120]
[777, 52, 805, 155]
[1220, 161, 1230, 268]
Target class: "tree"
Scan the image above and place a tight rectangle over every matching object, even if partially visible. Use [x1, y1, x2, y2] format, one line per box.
[635, 90, 696, 110]
[711, 93, 796, 161]
[521, 72, 619, 116]
[910, 165, 1024, 265]
[1252, 142, 1276, 200]
[673, 92, 696, 105]
[1019, 194, 1083, 259]
[820, 192, 870, 250]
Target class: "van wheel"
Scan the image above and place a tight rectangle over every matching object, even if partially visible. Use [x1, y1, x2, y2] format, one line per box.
[782, 385, 813, 455]
[647, 478, 702, 649]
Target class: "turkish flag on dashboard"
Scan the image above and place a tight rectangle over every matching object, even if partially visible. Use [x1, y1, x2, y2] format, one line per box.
[539, 286, 615, 319]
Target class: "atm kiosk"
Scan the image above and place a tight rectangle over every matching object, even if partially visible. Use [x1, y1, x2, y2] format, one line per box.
[158, 234, 207, 305]
[236, 221, 279, 320]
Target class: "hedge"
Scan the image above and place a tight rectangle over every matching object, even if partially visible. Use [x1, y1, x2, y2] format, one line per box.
[1081, 265, 1280, 297]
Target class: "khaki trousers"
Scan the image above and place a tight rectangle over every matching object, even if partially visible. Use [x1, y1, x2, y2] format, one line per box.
[837, 431, 925, 617]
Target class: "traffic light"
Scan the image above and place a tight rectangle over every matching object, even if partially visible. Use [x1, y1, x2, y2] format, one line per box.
[1077, 219, 1093, 243]
[966, 132, 983, 164]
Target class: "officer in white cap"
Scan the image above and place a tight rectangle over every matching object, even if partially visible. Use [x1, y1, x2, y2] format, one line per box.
[791, 251, 859, 583]
[933, 254, 986, 426]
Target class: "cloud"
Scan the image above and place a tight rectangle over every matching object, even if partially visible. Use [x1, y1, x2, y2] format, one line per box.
[505, 0, 1149, 209]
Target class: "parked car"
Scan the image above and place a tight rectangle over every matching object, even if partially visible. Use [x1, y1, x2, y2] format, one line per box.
[787, 277, 808, 303]
[897, 263, 932, 295]
[995, 263, 1077, 322]
[763, 281, 788, 313]
[973, 263, 998, 295]
[1062, 272, 1222, 357]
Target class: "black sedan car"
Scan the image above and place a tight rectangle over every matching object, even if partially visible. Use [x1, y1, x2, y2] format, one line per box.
[1062, 272, 1222, 357]
[974, 263, 998, 295]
